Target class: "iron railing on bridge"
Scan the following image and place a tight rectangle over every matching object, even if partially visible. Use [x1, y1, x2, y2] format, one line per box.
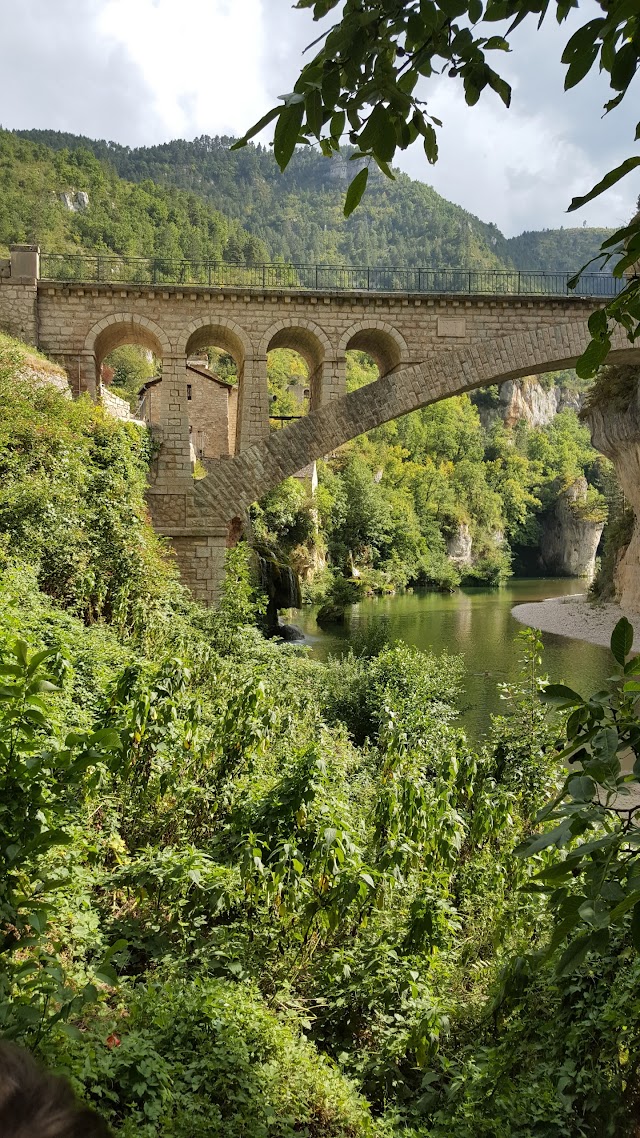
[39, 253, 623, 298]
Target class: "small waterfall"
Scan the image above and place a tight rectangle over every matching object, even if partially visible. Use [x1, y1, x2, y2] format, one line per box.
[253, 547, 302, 635]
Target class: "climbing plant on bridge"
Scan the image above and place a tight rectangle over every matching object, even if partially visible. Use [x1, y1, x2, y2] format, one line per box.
[234, 0, 640, 377]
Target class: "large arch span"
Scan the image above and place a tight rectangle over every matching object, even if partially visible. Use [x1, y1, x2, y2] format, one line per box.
[195, 320, 640, 525]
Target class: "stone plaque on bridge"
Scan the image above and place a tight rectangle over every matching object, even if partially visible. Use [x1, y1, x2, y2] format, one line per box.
[437, 316, 466, 338]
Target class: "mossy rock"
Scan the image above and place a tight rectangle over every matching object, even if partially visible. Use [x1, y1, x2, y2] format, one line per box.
[317, 603, 346, 628]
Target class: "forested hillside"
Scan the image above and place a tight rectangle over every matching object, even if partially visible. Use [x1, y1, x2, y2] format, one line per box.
[0, 131, 265, 263]
[2, 338, 640, 1137]
[13, 129, 612, 271]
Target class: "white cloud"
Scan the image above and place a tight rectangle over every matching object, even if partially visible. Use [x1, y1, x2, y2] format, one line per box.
[396, 80, 635, 236]
[98, 0, 268, 141]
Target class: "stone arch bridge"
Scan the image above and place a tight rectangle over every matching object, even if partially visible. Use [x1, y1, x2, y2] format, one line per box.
[1, 246, 635, 603]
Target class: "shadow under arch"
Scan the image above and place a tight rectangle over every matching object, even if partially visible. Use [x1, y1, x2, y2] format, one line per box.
[183, 318, 251, 367]
[339, 320, 407, 377]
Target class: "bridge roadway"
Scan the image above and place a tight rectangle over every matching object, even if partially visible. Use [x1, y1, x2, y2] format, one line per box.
[1, 246, 637, 602]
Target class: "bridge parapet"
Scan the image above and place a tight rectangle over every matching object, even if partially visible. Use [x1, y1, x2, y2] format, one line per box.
[39, 251, 622, 299]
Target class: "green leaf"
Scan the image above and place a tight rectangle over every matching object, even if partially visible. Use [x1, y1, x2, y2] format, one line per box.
[568, 156, 640, 212]
[608, 891, 640, 923]
[556, 932, 593, 976]
[344, 166, 369, 217]
[94, 964, 118, 987]
[611, 617, 634, 664]
[423, 124, 438, 164]
[26, 649, 57, 676]
[575, 335, 612, 379]
[230, 106, 280, 149]
[516, 820, 571, 856]
[34, 680, 60, 693]
[330, 110, 346, 139]
[359, 103, 396, 162]
[632, 901, 640, 950]
[305, 88, 323, 137]
[540, 684, 584, 708]
[88, 728, 122, 751]
[486, 69, 511, 107]
[611, 42, 638, 92]
[274, 101, 305, 171]
[567, 775, 595, 802]
[561, 18, 605, 64]
[587, 308, 609, 339]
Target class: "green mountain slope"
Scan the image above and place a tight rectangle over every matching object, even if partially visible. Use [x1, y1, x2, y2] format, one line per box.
[0, 131, 266, 263]
[14, 130, 614, 272]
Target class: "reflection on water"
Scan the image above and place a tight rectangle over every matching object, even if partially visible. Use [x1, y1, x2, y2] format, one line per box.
[287, 579, 613, 739]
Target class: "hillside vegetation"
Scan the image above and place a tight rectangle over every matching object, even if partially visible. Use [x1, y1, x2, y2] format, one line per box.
[0, 131, 265, 263]
[1, 342, 640, 1136]
[11, 129, 613, 271]
[258, 353, 610, 593]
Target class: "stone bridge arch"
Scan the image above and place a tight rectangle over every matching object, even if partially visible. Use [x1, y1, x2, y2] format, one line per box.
[259, 317, 338, 410]
[338, 319, 408, 378]
[82, 312, 171, 399]
[195, 321, 640, 533]
[181, 315, 253, 362]
[84, 312, 170, 363]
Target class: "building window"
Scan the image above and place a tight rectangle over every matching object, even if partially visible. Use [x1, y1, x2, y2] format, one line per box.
[187, 384, 192, 401]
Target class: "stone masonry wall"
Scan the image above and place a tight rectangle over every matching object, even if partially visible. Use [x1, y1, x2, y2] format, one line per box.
[0, 278, 38, 345]
[101, 386, 133, 420]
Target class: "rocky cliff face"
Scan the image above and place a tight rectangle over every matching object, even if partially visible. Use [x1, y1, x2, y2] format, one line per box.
[478, 377, 584, 430]
[584, 377, 640, 612]
[446, 523, 473, 566]
[537, 476, 605, 579]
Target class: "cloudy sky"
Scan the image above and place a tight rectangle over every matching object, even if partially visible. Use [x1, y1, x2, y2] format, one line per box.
[2, 0, 638, 236]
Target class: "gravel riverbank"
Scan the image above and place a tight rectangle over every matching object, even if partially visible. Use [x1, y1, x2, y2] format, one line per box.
[512, 592, 640, 650]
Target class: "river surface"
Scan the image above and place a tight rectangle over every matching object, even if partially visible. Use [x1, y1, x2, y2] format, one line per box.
[287, 579, 613, 739]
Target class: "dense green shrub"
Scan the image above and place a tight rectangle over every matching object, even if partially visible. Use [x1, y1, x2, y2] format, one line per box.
[1, 338, 639, 1138]
[0, 344, 180, 629]
[48, 978, 380, 1138]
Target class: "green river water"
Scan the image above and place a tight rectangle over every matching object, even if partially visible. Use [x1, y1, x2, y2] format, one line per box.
[287, 579, 613, 739]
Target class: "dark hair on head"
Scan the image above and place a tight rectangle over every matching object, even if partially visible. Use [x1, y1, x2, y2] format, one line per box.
[0, 1040, 111, 1138]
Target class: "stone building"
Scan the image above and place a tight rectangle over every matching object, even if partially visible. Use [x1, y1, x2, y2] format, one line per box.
[139, 359, 238, 467]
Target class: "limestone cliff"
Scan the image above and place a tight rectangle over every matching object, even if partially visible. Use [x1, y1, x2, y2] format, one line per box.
[446, 523, 473, 566]
[477, 376, 584, 430]
[584, 369, 640, 612]
[536, 476, 605, 579]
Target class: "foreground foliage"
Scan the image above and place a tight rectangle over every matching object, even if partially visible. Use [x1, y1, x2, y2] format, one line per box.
[1, 361, 640, 1136]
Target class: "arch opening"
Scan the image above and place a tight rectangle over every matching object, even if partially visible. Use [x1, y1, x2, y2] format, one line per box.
[345, 349, 379, 392]
[263, 324, 328, 414]
[182, 324, 248, 464]
[267, 348, 310, 428]
[184, 324, 246, 372]
[90, 321, 166, 415]
[343, 326, 403, 378]
[93, 321, 165, 370]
